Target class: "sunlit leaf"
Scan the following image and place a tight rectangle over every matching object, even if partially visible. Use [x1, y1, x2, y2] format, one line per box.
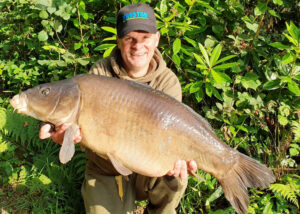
[254, 2, 267, 16]
[287, 80, 300, 96]
[160, 0, 167, 18]
[190, 81, 202, 93]
[193, 53, 206, 65]
[268, 9, 281, 19]
[211, 69, 232, 85]
[173, 38, 181, 55]
[241, 73, 261, 90]
[269, 42, 289, 50]
[205, 83, 213, 97]
[210, 44, 222, 67]
[263, 79, 281, 90]
[101, 26, 117, 35]
[103, 45, 116, 58]
[94, 44, 116, 51]
[38, 30, 48, 41]
[214, 62, 239, 70]
[215, 55, 237, 65]
[198, 43, 210, 66]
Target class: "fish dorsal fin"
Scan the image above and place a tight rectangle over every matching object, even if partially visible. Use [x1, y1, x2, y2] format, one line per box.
[59, 124, 79, 164]
[108, 153, 133, 176]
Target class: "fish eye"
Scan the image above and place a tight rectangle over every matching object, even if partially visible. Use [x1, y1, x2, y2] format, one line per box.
[40, 88, 50, 96]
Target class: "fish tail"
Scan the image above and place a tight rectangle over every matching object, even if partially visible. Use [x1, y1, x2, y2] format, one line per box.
[219, 153, 276, 214]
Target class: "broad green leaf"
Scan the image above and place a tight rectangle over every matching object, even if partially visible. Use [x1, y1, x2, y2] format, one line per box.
[77, 58, 89, 66]
[47, 6, 56, 14]
[210, 44, 222, 66]
[245, 21, 259, 32]
[263, 79, 281, 90]
[273, 0, 283, 5]
[103, 36, 117, 41]
[236, 125, 248, 133]
[54, 20, 62, 32]
[39, 10, 48, 19]
[185, 0, 194, 6]
[254, 2, 267, 16]
[290, 148, 299, 156]
[213, 62, 239, 70]
[241, 73, 261, 90]
[269, 42, 289, 50]
[205, 83, 213, 97]
[286, 22, 298, 43]
[74, 42, 82, 50]
[196, 64, 208, 70]
[173, 38, 181, 55]
[195, 89, 204, 102]
[287, 80, 300, 96]
[262, 202, 273, 214]
[160, 0, 167, 18]
[268, 9, 281, 19]
[278, 115, 288, 126]
[282, 52, 295, 65]
[283, 33, 297, 46]
[184, 36, 197, 47]
[212, 88, 222, 101]
[172, 54, 181, 66]
[190, 81, 203, 93]
[212, 25, 224, 35]
[211, 69, 232, 85]
[38, 30, 48, 41]
[94, 44, 115, 51]
[198, 43, 210, 66]
[103, 45, 115, 58]
[215, 55, 237, 65]
[101, 26, 117, 35]
[193, 53, 206, 65]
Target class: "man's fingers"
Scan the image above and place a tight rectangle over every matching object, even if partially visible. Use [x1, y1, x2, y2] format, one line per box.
[180, 160, 187, 179]
[39, 124, 52, 139]
[173, 160, 182, 177]
[74, 128, 82, 144]
[188, 160, 197, 173]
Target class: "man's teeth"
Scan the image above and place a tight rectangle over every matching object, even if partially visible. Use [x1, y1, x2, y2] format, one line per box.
[132, 53, 145, 56]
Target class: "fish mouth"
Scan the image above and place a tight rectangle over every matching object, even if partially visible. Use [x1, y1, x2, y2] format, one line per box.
[10, 94, 28, 114]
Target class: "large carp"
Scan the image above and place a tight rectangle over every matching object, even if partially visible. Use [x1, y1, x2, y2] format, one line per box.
[10, 74, 275, 214]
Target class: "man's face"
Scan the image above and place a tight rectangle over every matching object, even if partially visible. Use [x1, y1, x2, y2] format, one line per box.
[117, 31, 160, 71]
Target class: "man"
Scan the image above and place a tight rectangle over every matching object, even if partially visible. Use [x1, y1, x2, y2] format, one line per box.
[40, 3, 197, 214]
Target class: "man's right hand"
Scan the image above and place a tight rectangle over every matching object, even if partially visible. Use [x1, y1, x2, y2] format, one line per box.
[39, 123, 82, 145]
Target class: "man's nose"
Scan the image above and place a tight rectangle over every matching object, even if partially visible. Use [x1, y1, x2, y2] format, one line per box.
[132, 40, 144, 49]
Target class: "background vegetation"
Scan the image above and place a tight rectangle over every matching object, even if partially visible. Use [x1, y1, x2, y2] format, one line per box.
[0, 0, 299, 213]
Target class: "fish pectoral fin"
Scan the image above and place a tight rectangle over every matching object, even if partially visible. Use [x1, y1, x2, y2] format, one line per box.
[107, 153, 133, 176]
[59, 124, 79, 164]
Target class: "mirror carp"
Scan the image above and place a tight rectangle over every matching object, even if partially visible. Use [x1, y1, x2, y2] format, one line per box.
[10, 74, 275, 214]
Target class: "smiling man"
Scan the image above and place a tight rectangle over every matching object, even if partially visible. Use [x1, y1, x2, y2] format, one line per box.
[40, 3, 197, 214]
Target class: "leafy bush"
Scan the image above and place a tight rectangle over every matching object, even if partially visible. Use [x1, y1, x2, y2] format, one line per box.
[0, 0, 299, 213]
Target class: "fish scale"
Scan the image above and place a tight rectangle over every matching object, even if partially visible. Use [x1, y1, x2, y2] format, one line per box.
[10, 74, 276, 214]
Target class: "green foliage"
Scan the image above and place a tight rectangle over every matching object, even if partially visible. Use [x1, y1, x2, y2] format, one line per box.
[270, 175, 300, 208]
[0, 0, 299, 213]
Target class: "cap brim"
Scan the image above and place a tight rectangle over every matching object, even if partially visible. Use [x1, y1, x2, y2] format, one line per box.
[118, 24, 157, 38]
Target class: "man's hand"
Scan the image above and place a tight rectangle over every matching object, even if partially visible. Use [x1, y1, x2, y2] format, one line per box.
[167, 160, 197, 179]
[39, 123, 82, 145]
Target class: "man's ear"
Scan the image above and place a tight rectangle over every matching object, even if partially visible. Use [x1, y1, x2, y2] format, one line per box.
[116, 36, 121, 49]
[155, 32, 160, 47]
